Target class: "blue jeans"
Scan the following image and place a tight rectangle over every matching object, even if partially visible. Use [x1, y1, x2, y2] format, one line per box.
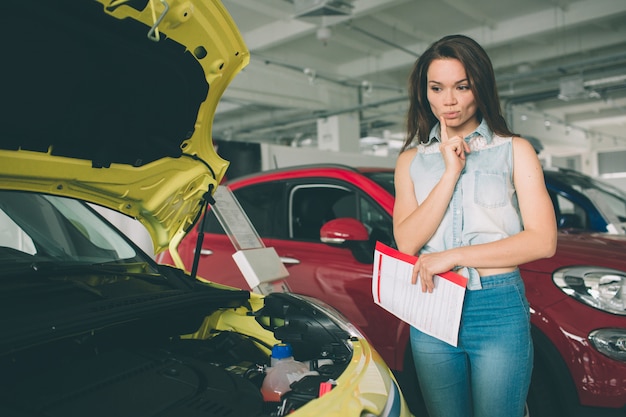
[410, 270, 532, 417]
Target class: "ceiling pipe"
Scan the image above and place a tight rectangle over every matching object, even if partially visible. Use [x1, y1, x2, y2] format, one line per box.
[219, 94, 409, 137]
[252, 52, 404, 92]
[344, 22, 420, 58]
[496, 51, 626, 84]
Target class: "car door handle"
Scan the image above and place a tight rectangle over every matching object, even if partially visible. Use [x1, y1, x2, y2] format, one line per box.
[197, 249, 213, 256]
[280, 256, 300, 265]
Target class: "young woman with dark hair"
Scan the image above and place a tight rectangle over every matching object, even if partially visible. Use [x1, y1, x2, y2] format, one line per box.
[393, 34, 557, 417]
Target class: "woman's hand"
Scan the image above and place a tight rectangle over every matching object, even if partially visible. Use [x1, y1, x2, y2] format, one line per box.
[411, 251, 458, 293]
[439, 116, 470, 175]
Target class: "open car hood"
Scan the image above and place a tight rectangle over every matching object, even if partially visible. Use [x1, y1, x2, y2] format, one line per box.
[0, 0, 249, 254]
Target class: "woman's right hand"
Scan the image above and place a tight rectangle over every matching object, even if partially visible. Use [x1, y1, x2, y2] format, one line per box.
[438, 116, 470, 175]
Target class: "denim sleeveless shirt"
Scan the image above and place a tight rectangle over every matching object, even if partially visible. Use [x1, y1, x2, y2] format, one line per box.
[409, 119, 522, 290]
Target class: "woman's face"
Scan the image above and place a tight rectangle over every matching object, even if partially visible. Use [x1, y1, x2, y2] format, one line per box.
[426, 58, 479, 137]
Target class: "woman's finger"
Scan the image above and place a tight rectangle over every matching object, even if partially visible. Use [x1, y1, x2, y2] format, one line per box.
[439, 116, 449, 143]
[413, 261, 433, 292]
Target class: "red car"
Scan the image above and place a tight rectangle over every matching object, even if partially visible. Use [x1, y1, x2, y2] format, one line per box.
[159, 164, 626, 416]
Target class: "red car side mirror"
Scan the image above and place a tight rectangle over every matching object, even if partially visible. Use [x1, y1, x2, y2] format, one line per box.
[320, 218, 369, 244]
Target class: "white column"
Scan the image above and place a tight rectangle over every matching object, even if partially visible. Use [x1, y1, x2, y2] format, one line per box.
[317, 113, 360, 153]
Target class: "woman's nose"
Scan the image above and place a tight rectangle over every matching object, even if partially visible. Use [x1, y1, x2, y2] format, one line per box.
[443, 90, 457, 105]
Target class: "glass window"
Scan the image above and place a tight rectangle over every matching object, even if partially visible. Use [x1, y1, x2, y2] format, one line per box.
[289, 184, 395, 247]
[552, 170, 626, 232]
[0, 209, 36, 254]
[361, 171, 395, 196]
[290, 185, 353, 241]
[360, 197, 394, 247]
[599, 150, 626, 175]
[0, 191, 138, 262]
[204, 182, 286, 239]
[552, 193, 589, 230]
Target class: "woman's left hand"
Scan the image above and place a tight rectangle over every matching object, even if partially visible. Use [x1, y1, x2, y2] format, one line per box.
[412, 251, 457, 293]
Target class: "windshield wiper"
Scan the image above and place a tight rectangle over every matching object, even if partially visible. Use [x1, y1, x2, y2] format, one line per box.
[1, 260, 161, 282]
[33, 261, 169, 281]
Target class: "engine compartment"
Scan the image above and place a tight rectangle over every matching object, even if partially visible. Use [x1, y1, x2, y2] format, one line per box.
[0, 293, 353, 417]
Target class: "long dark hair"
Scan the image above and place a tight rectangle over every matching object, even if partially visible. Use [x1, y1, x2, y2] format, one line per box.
[402, 34, 515, 152]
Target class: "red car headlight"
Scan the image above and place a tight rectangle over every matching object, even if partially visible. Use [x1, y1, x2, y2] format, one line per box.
[589, 328, 626, 362]
[553, 266, 626, 316]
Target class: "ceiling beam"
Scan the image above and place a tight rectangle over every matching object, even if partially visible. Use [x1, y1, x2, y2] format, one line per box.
[439, 0, 498, 28]
[238, 0, 409, 51]
[336, 0, 626, 79]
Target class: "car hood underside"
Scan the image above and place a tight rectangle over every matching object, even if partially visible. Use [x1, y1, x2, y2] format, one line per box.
[0, 0, 249, 254]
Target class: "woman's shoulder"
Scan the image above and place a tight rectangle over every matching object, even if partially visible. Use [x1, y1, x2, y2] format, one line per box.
[395, 147, 418, 171]
[511, 136, 539, 154]
[510, 136, 544, 169]
[398, 146, 418, 160]
[489, 133, 536, 151]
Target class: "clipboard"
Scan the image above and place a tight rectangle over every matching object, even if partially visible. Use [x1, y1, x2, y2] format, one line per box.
[372, 242, 468, 346]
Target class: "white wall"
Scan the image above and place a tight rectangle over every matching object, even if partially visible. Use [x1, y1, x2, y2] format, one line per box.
[261, 143, 397, 170]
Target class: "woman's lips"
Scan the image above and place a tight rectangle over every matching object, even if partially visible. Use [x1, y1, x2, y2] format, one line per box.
[442, 112, 459, 119]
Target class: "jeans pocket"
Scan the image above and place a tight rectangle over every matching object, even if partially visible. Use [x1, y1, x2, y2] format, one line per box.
[511, 279, 531, 322]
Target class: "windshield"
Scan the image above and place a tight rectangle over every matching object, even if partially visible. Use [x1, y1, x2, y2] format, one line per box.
[0, 190, 179, 326]
[0, 191, 144, 263]
[361, 171, 395, 196]
[553, 171, 626, 234]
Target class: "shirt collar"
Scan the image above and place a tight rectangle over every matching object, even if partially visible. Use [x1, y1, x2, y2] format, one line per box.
[426, 118, 493, 145]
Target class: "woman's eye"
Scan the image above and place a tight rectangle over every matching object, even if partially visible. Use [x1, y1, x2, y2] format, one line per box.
[458, 85, 470, 91]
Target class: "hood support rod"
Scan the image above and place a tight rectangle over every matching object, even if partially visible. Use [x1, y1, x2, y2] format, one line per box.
[190, 188, 216, 280]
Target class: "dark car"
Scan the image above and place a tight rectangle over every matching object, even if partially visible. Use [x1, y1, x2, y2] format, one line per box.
[543, 167, 626, 234]
[159, 163, 626, 417]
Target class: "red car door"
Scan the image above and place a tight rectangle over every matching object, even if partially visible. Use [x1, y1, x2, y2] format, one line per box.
[230, 178, 405, 368]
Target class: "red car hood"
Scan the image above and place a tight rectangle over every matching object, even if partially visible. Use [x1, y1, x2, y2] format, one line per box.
[525, 232, 626, 273]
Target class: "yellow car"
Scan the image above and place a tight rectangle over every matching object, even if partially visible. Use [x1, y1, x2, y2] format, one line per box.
[0, 1, 413, 416]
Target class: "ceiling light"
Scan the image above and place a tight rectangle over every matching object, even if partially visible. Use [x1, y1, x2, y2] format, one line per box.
[360, 80, 373, 96]
[316, 26, 332, 45]
[303, 67, 317, 84]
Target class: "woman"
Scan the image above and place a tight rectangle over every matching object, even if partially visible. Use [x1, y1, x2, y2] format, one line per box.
[393, 34, 557, 417]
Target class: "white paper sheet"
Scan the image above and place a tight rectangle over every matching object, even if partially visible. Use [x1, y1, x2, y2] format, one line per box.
[372, 242, 468, 346]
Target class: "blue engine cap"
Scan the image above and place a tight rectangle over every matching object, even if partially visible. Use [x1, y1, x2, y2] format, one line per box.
[271, 343, 293, 359]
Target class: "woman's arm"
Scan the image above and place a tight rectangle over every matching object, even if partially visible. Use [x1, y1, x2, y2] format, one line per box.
[394, 119, 470, 257]
[393, 149, 459, 256]
[414, 137, 557, 289]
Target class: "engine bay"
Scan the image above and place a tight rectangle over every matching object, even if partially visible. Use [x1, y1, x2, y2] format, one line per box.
[0, 292, 354, 417]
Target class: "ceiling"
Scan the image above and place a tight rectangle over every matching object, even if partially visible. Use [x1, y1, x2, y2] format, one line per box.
[214, 0, 626, 154]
